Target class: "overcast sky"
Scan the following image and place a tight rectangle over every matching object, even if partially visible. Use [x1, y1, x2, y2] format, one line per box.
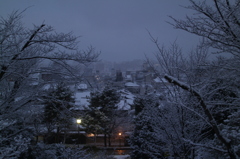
[0, 0, 200, 62]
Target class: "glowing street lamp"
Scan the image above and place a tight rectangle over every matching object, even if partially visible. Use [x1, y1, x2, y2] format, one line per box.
[119, 132, 122, 146]
[76, 119, 81, 147]
[76, 119, 81, 124]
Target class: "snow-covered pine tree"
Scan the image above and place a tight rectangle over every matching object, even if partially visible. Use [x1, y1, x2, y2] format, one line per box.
[84, 86, 121, 147]
[130, 94, 166, 159]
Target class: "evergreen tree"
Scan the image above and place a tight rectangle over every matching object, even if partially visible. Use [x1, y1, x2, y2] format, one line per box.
[130, 94, 166, 159]
[84, 87, 120, 147]
[133, 95, 148, 115]
[43, 82, 74, 143]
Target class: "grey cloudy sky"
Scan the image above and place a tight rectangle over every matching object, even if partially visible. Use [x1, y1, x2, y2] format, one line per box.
[0, 0, 199, 62]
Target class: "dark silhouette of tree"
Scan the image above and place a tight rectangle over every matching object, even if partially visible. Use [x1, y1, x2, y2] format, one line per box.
[43, 82, 74, 143]
[84, 87, 120, 147]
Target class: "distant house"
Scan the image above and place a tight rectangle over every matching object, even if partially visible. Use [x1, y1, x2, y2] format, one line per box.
[125, 74, 133, 82]
[135, 71, 144, 81]
[50, 88, 136, 146]
[125, 71, 135, 82]
[152, 77, 169, 91]
[77, 83, 88, 91]
[139, 84, 154, 95]
[116, 70, 123, 82]
[118, 89, 135, 110]
[125, 82, 140, 93]
[41, 73, 62, 82]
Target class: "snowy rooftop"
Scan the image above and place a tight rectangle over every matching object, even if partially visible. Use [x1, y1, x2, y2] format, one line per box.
[126, 75, 132, 79]
[74, 89, 135, 110]
[118, 90, 135, 110]
[77, 83, 88, 90]
[125, 82, 139, 87]
[75, 91, 90, 109]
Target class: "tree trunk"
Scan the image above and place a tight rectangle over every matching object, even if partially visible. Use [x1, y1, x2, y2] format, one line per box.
[63, 129, 66, 144]
[36, 135, 39, 143]
[108, 134, 111, 147]
[94, 133, 97, 146]
[104, 133, 107, 147]
[56, 126, 60, 143]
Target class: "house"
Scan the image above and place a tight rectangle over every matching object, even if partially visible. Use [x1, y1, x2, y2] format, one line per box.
[72, 89, 135, 146]
[125, 82, 140, 93]
[76, 83, 88, 91]
[74, 91, 90, 110]
[152, 76, 170, 91]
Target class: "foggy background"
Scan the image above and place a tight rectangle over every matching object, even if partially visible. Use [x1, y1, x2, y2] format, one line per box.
[0, 0, 200, 62]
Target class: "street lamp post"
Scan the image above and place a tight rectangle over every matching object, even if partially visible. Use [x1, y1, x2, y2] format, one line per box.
[76, 119, 81, 147]
[118, 132, 122, 147]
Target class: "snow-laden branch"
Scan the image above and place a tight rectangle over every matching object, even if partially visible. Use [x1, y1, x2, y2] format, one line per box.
[171, 101, 211, 125]
[15, 49, 99, 64]
[169, 0, 240, 58]
[183, 138, 227, 153]
[164, 74, 237, 159]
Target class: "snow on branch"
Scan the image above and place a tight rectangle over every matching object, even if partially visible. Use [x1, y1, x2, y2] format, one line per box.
[164, 74, 236, 159]
[183, 138, 227, 153]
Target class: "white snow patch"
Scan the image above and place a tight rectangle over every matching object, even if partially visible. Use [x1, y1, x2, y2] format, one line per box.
[77, 83, 88, 90]
[154, 77, 167, 83]
[118, 90, 135, 110]
[125, 82, 139, 87]
[75, 91, 90, 109]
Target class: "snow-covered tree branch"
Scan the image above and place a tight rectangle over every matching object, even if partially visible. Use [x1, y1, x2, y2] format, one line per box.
[164, 74, 237, 159]
[0, 10, 99, 158]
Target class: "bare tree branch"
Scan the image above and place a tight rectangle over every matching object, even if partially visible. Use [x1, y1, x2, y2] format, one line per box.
[164, 74, 237, 159]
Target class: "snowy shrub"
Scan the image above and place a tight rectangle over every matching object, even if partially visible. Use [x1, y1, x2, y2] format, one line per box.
[129, 94, 166, 159]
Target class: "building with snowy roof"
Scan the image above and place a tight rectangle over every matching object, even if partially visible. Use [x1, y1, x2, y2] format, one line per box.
[125, 82, 140, 93]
